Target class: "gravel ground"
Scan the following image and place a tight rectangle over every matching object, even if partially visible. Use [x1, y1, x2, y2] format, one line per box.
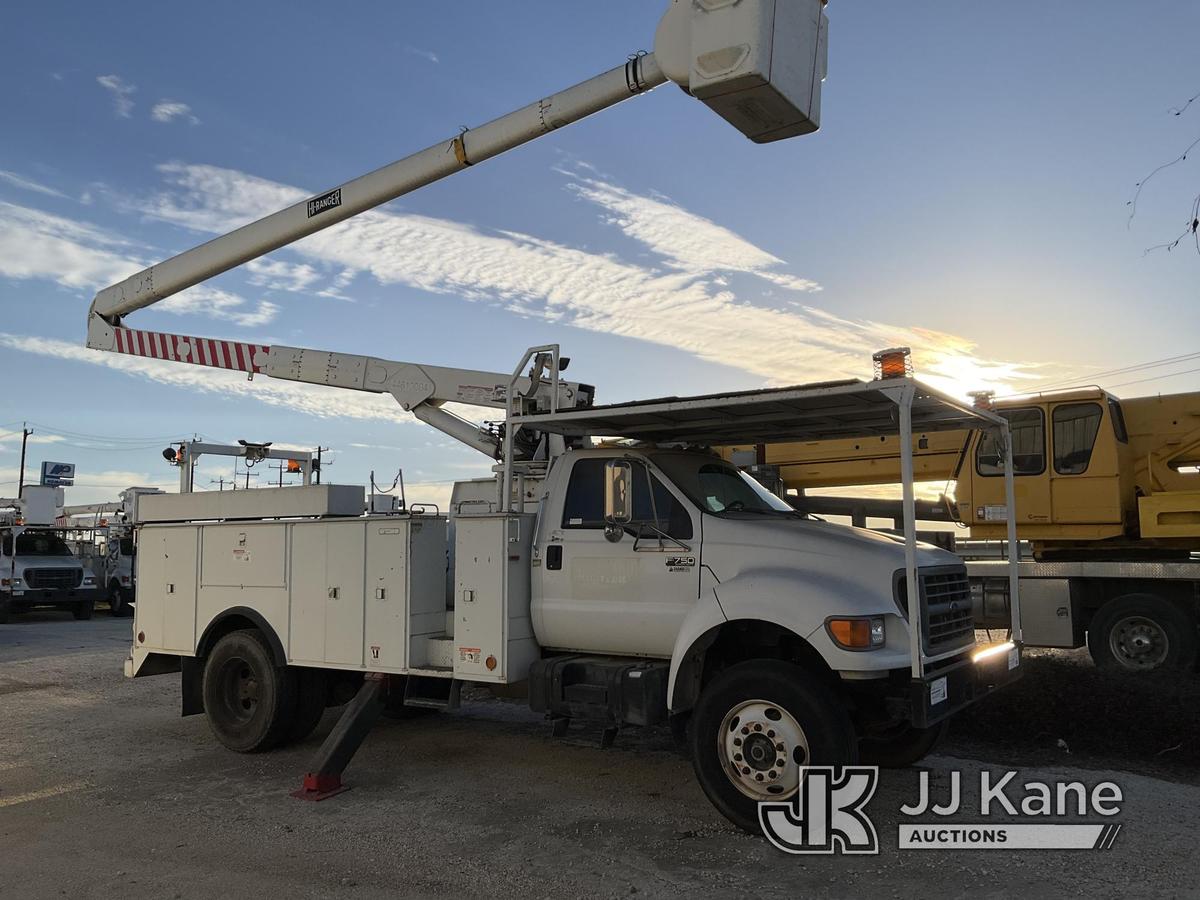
[1, 613, 1197, 899]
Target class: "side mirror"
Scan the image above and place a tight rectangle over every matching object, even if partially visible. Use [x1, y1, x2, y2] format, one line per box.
[604, 460, 634, 541]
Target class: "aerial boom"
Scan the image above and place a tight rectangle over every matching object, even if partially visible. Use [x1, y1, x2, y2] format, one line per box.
[88, 55, 665, 328]
[82, 1, 829, 457]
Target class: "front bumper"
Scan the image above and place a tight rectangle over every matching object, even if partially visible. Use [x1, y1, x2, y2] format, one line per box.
[909, 641, 1022, 728]
[4, 587, 97, 607]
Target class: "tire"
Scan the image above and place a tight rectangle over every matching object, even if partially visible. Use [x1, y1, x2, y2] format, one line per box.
[1087, 593, 1198, 674]
[690, 659, 857, 833]
[109, 584, 132, 618]
[285, 667, 329, 744]
[72, 597, 95, 621]
[859, 719, 948, 768]
[202, 629, 295, 753]
[0, 596, 10, 625]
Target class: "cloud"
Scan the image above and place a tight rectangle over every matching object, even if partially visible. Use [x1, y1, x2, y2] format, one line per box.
[0, 466, 176, 505]
[160, 286, 279, 327]
[0, 201, 141, 289]
[404, 45, 440, 64]
[0, 170, 69, 200]
[132, 162, 1050, 397]
[245, 258, 321, 293]
[150, 100, 199, 125]
[97, 74, 135, 118]
[0, 433, 66, 446]
[0, 201, 277, 327]
[564, 175, 820, 291]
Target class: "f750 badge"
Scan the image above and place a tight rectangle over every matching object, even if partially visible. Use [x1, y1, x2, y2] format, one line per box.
[666, 556, 696, 572]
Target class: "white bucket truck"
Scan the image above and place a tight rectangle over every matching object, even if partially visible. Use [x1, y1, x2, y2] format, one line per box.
[80, 1, 1022, 829]
[1, 486, 99, 622]
[124, 349, 1022, 830]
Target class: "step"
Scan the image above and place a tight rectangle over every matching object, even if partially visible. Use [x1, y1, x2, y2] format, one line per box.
[425, 634, 455, 670]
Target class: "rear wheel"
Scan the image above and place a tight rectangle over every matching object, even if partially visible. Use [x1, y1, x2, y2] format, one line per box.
[1088, 594, 1198, 673]
[859, 719, 948, 768]
[72, 597, 94, 621]
[202, 629, 295, 752]
[690, 659, 857, 833]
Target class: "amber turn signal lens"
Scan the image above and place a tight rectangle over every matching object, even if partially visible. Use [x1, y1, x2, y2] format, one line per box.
[827, 616, 885, 650]
[828, 618, 870, 648]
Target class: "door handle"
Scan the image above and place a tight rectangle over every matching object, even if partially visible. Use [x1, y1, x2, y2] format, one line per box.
[546, 545, 563, 571]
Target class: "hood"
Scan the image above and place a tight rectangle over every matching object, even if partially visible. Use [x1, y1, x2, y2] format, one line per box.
[700, 514, 959, 595]
[11, 555, 82, 570]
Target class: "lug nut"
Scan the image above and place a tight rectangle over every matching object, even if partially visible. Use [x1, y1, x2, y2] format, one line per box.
[733, 737, 742, 747]
[767, 730, 775, 739]
[755, 773, 764, 781]
[741, 726, 749, 735]
[742, 766, 751, 775]
[753, 723, 762, 732]
[768, 770, 777, 779]
[734, 753, 742, 762]
[775, 742, 784, 751]
[776, 758, 786, 768]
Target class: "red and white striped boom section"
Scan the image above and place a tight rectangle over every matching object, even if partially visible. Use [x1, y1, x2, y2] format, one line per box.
[111, 325, 269, 375]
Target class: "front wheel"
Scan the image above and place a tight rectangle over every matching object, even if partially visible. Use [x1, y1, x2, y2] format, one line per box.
[690, 660, 857, 833]
[1088, 594, 1198, 673]
[202, 629, 295, 752]
[72, 597, 94, 621]
[859, 719, 948, 768]
[109, 584, 132, 618]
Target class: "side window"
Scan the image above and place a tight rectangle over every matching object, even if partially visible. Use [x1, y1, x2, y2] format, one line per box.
[629, 465, 693, 540]
[561, 458, 606, 528]
[976, 408, 1045, 476]
[1108, 398, 1128, 444]
[1053, 402, 1103, 475]
[560, 458, 693, 539]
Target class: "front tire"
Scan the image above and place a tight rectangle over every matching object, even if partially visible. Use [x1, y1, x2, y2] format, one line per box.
[72, 597, 94, 621]
[109, 583, 132, 618]
[1088, 594, 1198, 673]
[690, 659, 857, 833]
[202, 629, 295, 752]
[859, 719, 948, 768]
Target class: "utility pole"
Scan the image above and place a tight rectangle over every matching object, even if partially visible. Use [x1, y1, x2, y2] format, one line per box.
[209, 477, 233, 491]
[17, 423, 31, 495]
[315, 447, 330, 485]
[233, 458, 259, 491]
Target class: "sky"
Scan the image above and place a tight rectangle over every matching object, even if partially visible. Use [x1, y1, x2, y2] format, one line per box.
[1, 1, 1198, 506]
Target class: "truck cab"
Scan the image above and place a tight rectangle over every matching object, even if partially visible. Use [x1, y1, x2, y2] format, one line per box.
[0, 526, 98, 622]
[957, 387, 1200, 556]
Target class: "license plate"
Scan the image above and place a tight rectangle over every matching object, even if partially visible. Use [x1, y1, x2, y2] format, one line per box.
[929, 676, 948, 705]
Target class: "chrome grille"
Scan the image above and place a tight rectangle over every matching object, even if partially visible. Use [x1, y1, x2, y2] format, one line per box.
[895, 566, 976, 655]
[921, 569, 974, 653]
[24, 568, 84, 590]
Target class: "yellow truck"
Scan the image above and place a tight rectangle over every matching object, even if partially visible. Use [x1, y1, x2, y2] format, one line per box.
[729, 381, 1200, 673]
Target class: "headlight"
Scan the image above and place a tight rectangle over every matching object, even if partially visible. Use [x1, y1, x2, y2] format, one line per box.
[82, 576, 96, 585]
[826, 616, 886, 650]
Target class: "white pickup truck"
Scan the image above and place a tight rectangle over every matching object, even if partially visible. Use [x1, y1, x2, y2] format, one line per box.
[127, 374, 1023, 831]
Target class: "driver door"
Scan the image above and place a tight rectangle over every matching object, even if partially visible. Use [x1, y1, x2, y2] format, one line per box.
[534, 456, 699, 657]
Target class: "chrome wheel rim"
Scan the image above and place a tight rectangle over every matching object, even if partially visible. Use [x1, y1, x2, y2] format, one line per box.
[718, 699, 809, 801]
[1109, 615, 1169, 671]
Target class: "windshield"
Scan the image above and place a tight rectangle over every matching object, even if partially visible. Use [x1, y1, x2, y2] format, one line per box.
[651, 454, 797, 517]
[2, 531, 74, 557]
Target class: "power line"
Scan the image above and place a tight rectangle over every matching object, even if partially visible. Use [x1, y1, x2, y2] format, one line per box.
[1028, 349, 1200, 393]
[1106, 366, 1200, 391]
